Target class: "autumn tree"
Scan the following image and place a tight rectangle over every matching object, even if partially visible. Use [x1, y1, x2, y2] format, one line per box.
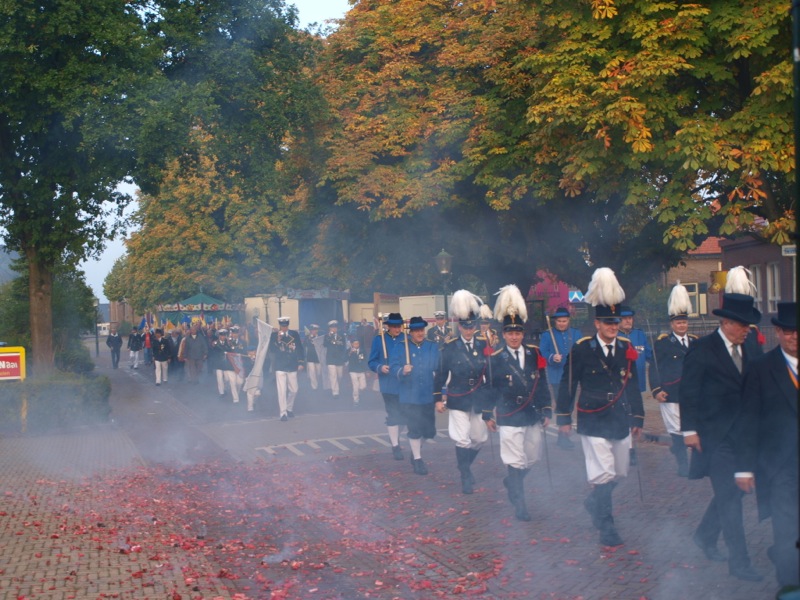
[0, 0, 161, 372]
[306, 0, 792, 296]
[121, 0, 326, 304]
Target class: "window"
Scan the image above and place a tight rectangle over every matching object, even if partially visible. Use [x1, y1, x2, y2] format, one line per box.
[682, 283, 700, 317]
[766, 262, 781, 312]
[749, 265, 763, 312]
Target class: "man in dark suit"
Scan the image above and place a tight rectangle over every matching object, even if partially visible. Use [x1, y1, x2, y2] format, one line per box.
[733, 302, 798, 590]
[679, 292, 763, 582]
[556, 268, 644, 547]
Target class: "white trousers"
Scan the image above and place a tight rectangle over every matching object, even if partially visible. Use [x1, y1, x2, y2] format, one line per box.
[216, 370, 240, 403]
[154, 360, 168, 384]
[659, 402, 681, 436]
[349, 372, 366, 403]
[307, 362, 320, 389]
[580, 434, 631, 485]
[276, 370, 298, 416]
[327, 364, 343, 395]
[448, 409, 488, 449]
[129, 350, 140, 368]
[499, 423, 543, 469]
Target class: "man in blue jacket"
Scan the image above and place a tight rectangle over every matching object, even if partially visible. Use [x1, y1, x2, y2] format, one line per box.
[539, 306, 582, 449]
[390, 316, 441, 475]
[368, 313, 407, 460]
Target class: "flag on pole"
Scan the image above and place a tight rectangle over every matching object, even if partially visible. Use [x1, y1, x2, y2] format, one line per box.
[243, 319, 273, 395]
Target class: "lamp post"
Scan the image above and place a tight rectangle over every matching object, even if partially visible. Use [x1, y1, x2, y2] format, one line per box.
[434, 249, 453, 326]
[93, 297, 100, 357]
[274, 285, 287, 319]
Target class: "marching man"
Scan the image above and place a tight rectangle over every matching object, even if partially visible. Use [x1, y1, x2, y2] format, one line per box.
[485, 285, 551, 521]
[556, 268, 644, 546]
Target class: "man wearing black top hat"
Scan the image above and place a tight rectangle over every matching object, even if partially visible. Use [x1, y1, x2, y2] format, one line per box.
[732, 302, 798, 589]
[390, 316, 441, 475]
[368, 313, 407, 460]
[679, 292, 763, 582]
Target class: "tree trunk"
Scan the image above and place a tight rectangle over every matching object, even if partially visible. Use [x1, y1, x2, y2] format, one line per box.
[26, 250, 55, 376]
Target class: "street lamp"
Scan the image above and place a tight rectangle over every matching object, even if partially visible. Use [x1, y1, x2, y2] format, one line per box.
[274, 285, 287, 318]
[93, 297, 100, 357]
[434, 249, 453, 325]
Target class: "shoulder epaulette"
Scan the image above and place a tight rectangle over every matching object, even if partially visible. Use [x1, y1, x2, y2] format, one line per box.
[444, 337, 458, 345]
[576, 336, 593, 344]
[491, 348, 505, 356]
[657, 333, 669, 340]
[525, 343, 539, 350]
[617, 335, 631, 343]
[688, 333, 698, 339]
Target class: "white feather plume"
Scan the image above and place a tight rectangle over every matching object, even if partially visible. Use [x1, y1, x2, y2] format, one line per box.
[450, 289, 481, 321]
[584, 267, 625, 308]
[479, 304, 493, 320]
[667, 281, 692, 317]
[493, 284, 528, 323]
[725, 266, 757, 296]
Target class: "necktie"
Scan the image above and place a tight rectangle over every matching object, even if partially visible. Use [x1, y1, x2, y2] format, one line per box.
[466, 341, 472, 353]
[606, 344, 614, 358]
[682, 337, 688, 348]
[514, 349, 521, 368]
[731, 345, 742, 373]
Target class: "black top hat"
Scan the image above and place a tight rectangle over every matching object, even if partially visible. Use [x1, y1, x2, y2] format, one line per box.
[771, 302, 797, 330]
[384, 313, 403, 325]
[502, 314, 525, 332]
[408, 316, 427, 330]
[594, 304, 622, 323]
[712, 293, 762, 325]
[552, 307, 570, 319]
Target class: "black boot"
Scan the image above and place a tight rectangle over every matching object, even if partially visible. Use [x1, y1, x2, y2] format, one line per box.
[503, 465, 518, 504]
[411, 454, 428, 475]
[507, 467, 531, 521]
[596, 482, 623, 546]
[455, 447, 473, 494]
[670, 434, 689, 477]
[584, 486, 602, 530]
[465, 448, 479, 486]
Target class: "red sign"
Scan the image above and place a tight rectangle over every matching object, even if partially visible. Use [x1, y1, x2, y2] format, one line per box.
[0, 352, 22, 380]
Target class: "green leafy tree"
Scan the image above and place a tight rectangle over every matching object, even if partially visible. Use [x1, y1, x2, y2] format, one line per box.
[123, 0, 326, 305]
[0, 0, 160, 372]
[0, 260, 96, 374]
[103, 255, 130, 305]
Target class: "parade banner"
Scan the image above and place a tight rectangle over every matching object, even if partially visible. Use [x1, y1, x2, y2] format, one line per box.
[0, 347, 26, 381]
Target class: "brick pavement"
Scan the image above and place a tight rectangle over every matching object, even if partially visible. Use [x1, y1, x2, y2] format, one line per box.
[0, 345, 784, 600]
